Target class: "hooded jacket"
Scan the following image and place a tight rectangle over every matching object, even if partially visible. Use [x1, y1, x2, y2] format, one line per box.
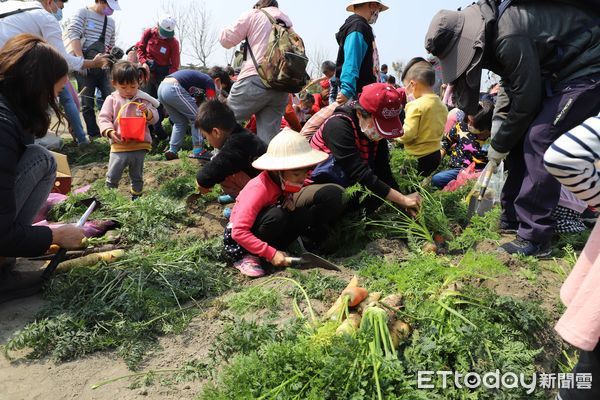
[335, 14, 378, 99]
[478, 0, 600, 153]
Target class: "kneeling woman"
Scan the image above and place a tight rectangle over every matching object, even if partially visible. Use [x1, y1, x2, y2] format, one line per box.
[224, 129, 345, 277]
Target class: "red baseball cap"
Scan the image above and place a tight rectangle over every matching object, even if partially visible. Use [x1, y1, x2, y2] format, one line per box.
[359, 83, 403, 138]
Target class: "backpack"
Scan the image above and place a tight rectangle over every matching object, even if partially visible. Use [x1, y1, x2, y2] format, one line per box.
[246, 9, 309, 93]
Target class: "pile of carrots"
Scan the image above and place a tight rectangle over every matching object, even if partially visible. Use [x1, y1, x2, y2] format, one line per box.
[323, 276, 412, 355]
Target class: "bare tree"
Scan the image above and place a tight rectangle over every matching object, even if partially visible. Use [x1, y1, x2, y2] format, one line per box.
[307, 46, 330, 79]
[185, 1, 218, 68]
[391, 60, 405, 80]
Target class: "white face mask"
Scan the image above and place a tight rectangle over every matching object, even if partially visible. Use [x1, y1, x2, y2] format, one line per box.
[359, 117, 383, 142]
[368, 10, 380, 24]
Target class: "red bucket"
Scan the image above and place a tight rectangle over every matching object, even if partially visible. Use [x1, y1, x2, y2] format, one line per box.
[117, 102, 146, 142]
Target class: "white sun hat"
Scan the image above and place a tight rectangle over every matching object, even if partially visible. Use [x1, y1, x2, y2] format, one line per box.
[252, 128, 329, 171]
[106, 0, 121, 11]
[346, 0, 389, 12]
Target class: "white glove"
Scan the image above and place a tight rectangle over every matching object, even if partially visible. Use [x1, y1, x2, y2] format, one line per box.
[487, 145, 509, 170]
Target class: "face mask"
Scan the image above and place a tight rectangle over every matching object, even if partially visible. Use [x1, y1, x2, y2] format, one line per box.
[368, 9, 379, 24]
[102, 6, 114, 16]
[360, 118, 383, 142]
[279, 173, 303, 193]
[468, 125, 482, 134]
[54, 7, 63, 21]
[301, 108, 310, 114]
[406, 93, 416, 102]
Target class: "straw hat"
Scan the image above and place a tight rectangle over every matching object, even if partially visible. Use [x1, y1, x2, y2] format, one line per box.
[252, 129, 328, 171]
[346, 0, 389, 12]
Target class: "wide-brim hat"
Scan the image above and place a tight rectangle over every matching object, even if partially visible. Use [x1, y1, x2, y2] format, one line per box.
[346, 0, 389, 13]
[252, 128, 328, 171]
[106, 0, 120, 11]
[424, 4, 485, 83]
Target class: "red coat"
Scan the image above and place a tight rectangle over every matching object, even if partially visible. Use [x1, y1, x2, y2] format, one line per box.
[136, 27, 181, 75]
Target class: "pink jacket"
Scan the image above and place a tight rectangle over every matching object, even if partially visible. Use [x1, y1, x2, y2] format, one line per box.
[555, 219, 600, 351]
[220, 7, 293, 81]
[98, 90, 159, 152]
[230, 171, 283, 261]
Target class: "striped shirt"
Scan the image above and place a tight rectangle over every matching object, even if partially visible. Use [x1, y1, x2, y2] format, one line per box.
[544, 115, 600, 207]
[66, 7, 115, 52]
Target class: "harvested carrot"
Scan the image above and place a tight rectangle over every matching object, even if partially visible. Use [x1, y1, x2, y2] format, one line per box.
[380, 294, 404, 322]
[389, 320, 411, 349]
[324, 275, 359, 320]
[54, 250, 125, 272]
[342, 287, 368, 307]
[356, 292, 382, 315]
[336, 313, 361, 336]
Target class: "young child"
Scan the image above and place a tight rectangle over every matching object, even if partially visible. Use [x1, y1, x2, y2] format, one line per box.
[224, 128, 345, 278]
[432, 100, 494, 189]
[322, 60, 339, 105]
[294, 92, 320, 126]
[98, 61, 159, 199]
[398, 57, 448, 176]
[195, 100, 267, 198]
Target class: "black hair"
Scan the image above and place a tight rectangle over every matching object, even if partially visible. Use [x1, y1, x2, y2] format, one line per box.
[381, 64, 388, 70]
[353, 102, 371, 119]
[111, 60, 141, 85]
[225, 65, 235, 77]
[321, 60, 336, 74]
[299, 92, 315, 104]
[195, 99, 237, 133]
[0, 34, 68, 138]
[207, 66, 233, 92]
[254, 0, 278, 9]
[402, 57, 435, 87]
[470, 100, 494, 132]
[386, 75, 396, 85]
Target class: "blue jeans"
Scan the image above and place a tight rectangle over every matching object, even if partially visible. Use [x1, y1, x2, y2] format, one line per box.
[431, 168, 461, 189]
[59, 88, 87, 144]
[75, 69, 112, 137]
[15, 145, 57, 226]
[157, 80, 202, 152]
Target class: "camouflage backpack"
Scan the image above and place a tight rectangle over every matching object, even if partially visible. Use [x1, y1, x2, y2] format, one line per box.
[246, 9, 309, 93]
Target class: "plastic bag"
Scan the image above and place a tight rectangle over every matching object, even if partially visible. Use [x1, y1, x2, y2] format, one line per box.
[442, 162, 481, 192]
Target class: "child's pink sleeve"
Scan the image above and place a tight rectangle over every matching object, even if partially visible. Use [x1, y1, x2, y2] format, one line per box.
[144, 100, 159, 125]
[97, 95, 116, 135]
[230, 183, 277, 261]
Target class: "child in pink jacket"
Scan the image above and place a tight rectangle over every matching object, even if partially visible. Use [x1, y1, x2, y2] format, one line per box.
[223, 128, 345, 278]
[544, 113, 600, 400]
[98, 61, 159, 199]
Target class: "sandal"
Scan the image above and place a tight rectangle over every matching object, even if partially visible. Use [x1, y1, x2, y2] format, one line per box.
[234, 255, 265, 278]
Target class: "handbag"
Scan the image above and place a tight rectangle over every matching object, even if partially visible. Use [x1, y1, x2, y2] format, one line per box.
[83, 16, 108, 60]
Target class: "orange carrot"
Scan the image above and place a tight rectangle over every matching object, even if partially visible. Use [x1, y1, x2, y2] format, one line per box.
[342, 287, 369, 307]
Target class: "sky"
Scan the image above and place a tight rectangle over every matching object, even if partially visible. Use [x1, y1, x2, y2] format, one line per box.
[61, 0, 471, 77]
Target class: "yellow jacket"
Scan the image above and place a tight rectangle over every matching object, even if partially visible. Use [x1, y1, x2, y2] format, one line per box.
[398, 94, 448, 157]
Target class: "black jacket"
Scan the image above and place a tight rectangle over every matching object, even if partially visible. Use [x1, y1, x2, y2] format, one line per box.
[335, 14, 377, 97]
[480, 1, 600, 153]
[196, 125, 267, 189]
[0, 95, 53, 257]
[321, 105, 398, 199]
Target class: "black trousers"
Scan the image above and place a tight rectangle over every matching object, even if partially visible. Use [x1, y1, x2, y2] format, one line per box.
[417, 150, 442, 177]
[143, 73, 168, 140]
[224, 184, 345, 262]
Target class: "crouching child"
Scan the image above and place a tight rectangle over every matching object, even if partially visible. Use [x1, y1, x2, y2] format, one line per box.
[224, 129, 346, 278]
[195, 100, 267, 198]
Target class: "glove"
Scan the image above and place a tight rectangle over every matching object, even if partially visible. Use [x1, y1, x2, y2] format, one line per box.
[486, 145, 508, 171]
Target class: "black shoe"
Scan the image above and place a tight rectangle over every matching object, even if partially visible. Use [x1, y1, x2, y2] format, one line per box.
[0, 264, 44, 304]
[164, 150, 179, 161]
[500, 221, 519, 234]
[132, 194, 141, 201]
[499, 236, 552, 258]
